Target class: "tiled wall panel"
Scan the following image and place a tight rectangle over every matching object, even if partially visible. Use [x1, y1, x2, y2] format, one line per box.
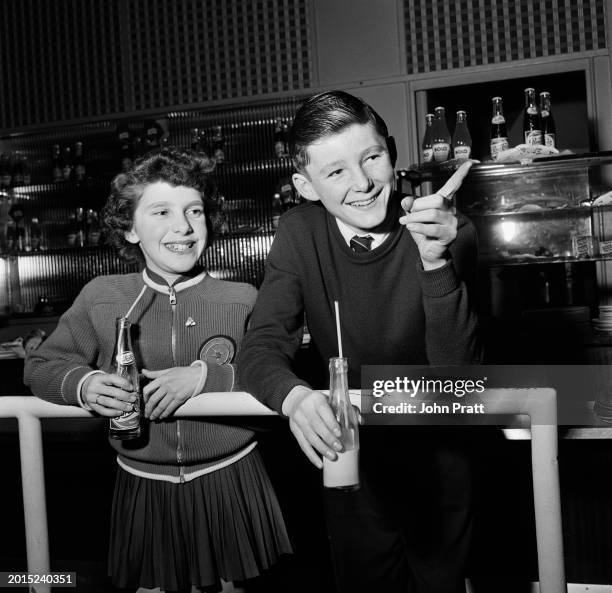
[0, 0, 312, 129]
[404, 0, 607, 74]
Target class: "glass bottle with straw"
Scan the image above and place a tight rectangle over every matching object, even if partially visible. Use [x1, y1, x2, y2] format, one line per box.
[323, 301, 360, 491]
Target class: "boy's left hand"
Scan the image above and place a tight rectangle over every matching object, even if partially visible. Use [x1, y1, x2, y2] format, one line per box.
[142, 366, 201, 420]
[399, 159, 475, 269]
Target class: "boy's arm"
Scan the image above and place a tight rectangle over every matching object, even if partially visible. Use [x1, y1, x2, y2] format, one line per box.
[236, 250, 342, 468]
[237, 254, 311, 414]
[420, 214, 481, 365]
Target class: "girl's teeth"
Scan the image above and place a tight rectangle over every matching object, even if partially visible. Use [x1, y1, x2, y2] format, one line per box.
[166, 243, 191, 252]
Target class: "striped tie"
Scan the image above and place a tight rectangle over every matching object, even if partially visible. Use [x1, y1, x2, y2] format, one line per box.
[350, 234, 374, 253]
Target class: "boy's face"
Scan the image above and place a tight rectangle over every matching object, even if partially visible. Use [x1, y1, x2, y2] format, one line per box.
[125, 181, 207, 283]
[292, 123, 395, 234]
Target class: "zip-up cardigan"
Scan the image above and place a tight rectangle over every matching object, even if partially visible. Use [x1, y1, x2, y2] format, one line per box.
[24, 270, 258, 479]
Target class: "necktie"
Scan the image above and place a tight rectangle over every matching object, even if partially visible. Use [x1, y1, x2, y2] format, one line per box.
[350, 234, 374, 253]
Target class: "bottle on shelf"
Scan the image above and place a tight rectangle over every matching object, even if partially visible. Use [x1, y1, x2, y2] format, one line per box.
[323, 357, 360, 491]
[5, 218, 16, 251]
[540, 91, 556, 149]
[523, 87, 543, 146]
[190, 127, 202, 152]
[30, 216, 42, 251]
[212, 125, 226, 164]
[421, 113, 434, 163]
[8, 203, 26, 251]
[61, 145, 74, 181]
[490, 96, 509, 160]
[21, 154, 31, 186]
[0, 153, 13, 188]
[144, 120, 162, 152]
[74, 141, 86, 181]
[66, 212, 77, 247]
[271, 192, 283, 228]
[74, 207, 85, 247]
[86, 208, 101, 246]
[132, 132, 145, 161]
[51, 144, 63, 182]
[452, 110, 472, 160]
[274, 117, 288, 158]
[67, 208, 85, 247]
[117, 123, 134, 172]
[431, 106, 451, 163]
[277, 176, 296, 209]
[210, 193, 230, 235]
[109, 317, 142, 440]
[11, 152, 24, 187]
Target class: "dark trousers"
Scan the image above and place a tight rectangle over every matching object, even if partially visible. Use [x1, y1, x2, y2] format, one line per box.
[324, 428, 472, 593]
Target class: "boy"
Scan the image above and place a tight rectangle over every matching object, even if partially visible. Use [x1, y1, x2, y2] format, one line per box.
[238, 91, 479, 592]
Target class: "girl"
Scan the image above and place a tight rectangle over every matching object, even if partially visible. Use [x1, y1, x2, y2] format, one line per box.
[25, 147, 292, 593]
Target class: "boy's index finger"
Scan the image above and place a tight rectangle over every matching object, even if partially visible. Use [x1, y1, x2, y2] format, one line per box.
[437, 159, 477, 199]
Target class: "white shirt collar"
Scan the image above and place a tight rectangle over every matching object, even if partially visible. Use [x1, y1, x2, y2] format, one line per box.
[335, 218, 389, 250]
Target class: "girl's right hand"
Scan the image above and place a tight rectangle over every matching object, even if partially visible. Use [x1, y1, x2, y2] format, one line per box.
[81, 372, 138, 417]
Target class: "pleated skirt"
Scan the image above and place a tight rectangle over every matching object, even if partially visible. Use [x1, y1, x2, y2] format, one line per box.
[108, 448, 292, 591]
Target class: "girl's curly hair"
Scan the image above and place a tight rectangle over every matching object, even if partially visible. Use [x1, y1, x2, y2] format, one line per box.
[102, 147, 216, 264]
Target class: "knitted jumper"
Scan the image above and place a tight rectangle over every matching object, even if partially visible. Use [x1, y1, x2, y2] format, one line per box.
[238, 196, 480, 414]
[24, 270, 258, 479]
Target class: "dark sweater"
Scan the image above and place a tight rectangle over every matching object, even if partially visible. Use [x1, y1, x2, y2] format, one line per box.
[24, 270, 258, 478]
[238, 197, 480, 414]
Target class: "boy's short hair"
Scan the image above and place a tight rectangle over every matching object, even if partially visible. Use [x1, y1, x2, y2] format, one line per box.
[102, 147, 216, 264]
[288, 90, 389, 173]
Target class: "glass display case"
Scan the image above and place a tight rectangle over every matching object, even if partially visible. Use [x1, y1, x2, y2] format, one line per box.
[401, 152, 612, 364]
[453, 153, 612, 265]
[0, 96, 305, 316]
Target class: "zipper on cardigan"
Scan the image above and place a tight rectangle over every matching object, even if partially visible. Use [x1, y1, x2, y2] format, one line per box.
[168, 285, 183, 469]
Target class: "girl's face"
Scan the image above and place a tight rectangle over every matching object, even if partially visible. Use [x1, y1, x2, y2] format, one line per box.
[125, 181, 208, 283]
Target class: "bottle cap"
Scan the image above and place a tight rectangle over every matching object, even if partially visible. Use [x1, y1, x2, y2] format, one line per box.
[492, 96, 502, 101]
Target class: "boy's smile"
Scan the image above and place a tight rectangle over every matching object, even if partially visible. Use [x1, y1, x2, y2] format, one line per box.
[125, 181, 207, 283]
[292, 123, 395, 234]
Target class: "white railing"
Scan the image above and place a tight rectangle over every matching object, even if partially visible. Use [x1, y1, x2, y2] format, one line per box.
[0, 389, 566, 593]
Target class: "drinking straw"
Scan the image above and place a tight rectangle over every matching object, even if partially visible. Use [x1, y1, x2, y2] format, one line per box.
[334, 300, 343, 358]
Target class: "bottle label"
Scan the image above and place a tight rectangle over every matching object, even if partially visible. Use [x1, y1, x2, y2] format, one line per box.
[524, 130, 543, 145]
[490, 137, 509, 160]
[110, 408, 140, 431]
[453, 145, 471, 160]
[544, 133, 556, 148]
[432, 142, 450, 162]
[491, 115, 505, 125]
[116, 351, 136, 365]
[541, 109, 550, 117]
[421, 148, 433, 162]
[527, 106, 538, 115]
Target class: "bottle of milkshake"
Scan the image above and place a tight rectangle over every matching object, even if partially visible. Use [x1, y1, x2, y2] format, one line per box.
[323, 357, 360, 491]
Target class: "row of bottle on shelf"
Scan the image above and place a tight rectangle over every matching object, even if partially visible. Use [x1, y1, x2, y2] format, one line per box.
[1, 204, 103, 253]
[0, 116, 296, 190]
[421, 88, 557, 164]
[0, 173, 304, 251]
[0, 152, 32, 189]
